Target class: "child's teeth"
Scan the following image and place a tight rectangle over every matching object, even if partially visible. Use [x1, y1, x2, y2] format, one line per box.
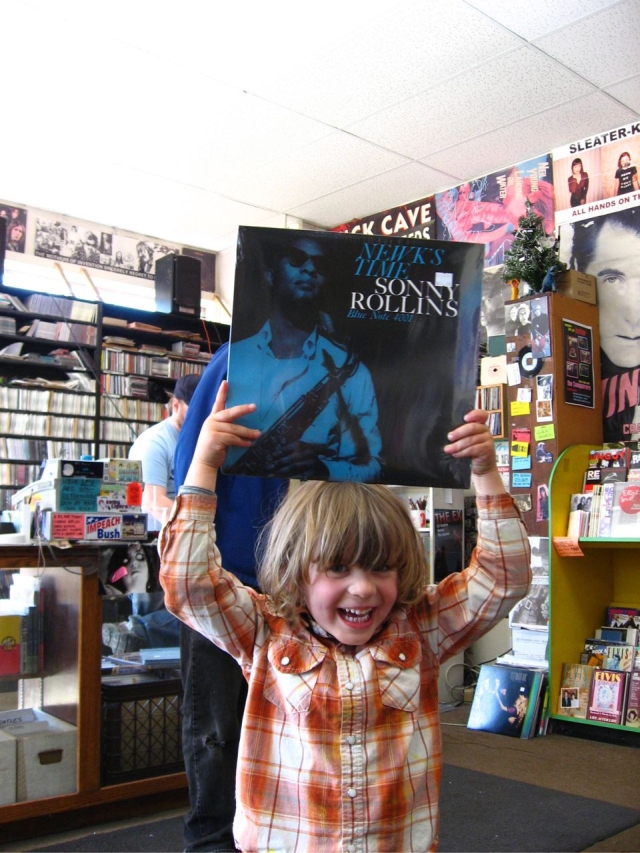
[342, 608, 372, 621]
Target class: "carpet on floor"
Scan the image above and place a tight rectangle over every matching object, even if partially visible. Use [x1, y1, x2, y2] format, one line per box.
[32, 764, 640, 852]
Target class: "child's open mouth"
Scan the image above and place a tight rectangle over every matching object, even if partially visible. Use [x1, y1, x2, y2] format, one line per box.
[339, 608, 373, 624]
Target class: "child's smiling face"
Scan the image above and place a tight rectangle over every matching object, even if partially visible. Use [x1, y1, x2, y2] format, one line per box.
[303, 560, 398, 645]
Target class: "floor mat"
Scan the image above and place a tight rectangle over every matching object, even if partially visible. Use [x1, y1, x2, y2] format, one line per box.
[439, 765, 640, 852]
[31, 765, 640, 852]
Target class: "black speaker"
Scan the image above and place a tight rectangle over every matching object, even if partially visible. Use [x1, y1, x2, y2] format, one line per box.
[155, 254, 201, 317]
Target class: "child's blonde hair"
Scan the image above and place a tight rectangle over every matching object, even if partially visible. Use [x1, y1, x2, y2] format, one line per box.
[258, 481, 428, 621]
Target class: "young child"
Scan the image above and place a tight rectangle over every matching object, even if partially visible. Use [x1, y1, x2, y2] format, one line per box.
[160, 382, 531, 853]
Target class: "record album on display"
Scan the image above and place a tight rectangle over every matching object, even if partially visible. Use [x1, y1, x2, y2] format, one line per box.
[223, 226, 484, 487]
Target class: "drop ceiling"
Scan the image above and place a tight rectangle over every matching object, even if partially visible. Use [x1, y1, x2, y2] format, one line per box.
[2, 0, 640, 256]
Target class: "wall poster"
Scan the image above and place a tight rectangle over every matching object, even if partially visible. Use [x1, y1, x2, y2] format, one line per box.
[563, 318, 595, 408]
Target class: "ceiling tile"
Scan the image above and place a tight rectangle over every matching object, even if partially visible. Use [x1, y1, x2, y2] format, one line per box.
[534, 0, 640, 87]
[466, 0, 619, 40]
[251, 0, 521, 126]
[287, 162, 458, 228]
[421, 92, 638, 181]
[347, 47, 593, 160]
[34, 0, 397, 92]
[216, 132, 410, 210]
[604, 74, 640, 113]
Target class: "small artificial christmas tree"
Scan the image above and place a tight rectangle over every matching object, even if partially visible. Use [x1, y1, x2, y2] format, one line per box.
[502, 199, 566, 293]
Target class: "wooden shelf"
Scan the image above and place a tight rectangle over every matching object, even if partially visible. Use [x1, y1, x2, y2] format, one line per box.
[0, 544, 188, 839]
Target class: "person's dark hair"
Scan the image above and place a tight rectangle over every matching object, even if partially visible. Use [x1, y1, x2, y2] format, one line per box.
[173, 372, 201, 404]
[85, 231, 98, 247]
[618, 151, 631, 168]
[571, 158, 584, 172]
[570, 208, 640, 270]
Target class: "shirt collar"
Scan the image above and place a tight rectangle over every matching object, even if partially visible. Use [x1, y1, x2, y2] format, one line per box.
[257, 321, 319, 360]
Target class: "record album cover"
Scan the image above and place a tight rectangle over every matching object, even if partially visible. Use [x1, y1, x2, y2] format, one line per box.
[467, 663, 545, 738]
[223, 227, 484, 486]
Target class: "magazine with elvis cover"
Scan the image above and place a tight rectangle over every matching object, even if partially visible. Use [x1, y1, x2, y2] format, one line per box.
[223, 226, 485, 487]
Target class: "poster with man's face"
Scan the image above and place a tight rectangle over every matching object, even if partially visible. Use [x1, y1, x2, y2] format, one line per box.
[560, 206, 640, 441]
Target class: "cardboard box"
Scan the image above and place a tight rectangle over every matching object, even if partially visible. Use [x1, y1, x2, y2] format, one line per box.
[556, 270, 597, 305]
[0, 728, 17, 805]
[10, 709, 77, 801]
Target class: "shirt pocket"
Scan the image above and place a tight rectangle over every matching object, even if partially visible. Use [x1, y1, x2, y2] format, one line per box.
[263, 636, 327, 713]
[369, 637, 426, 712]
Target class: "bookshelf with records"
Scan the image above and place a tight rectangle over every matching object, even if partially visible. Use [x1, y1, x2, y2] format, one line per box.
[549, 444, 640, 739]
[98, 302, 227, 458]
[475, 384, 505, 438]
[0, 286, 230, 509]
[0, 286, 101, 511]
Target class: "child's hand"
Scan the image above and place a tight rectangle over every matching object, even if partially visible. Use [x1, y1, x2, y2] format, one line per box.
[187, 381, 260, 487]
[444, 409, 497, 478]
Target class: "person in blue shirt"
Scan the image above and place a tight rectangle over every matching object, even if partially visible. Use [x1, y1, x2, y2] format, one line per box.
[129, 373, 201, 533]
[173, 341, 287, 852]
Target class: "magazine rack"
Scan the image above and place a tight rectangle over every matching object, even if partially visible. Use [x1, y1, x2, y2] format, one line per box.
[548, 445, 640, 741]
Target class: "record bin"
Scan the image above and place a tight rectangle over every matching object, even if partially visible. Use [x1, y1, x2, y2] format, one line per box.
[101, 673, 184, 785]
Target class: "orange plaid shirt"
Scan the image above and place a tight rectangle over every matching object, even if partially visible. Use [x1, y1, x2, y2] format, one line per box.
[160, 493, 530, 853]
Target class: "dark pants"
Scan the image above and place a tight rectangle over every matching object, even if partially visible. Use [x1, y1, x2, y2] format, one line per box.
[180, 622, 248, 852]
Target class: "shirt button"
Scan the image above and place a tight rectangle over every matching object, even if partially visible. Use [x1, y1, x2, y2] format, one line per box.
[399, 652, 406, 661]
[345, 682, 354, 691]
[281, 656, 290, 666]
[347, 735, 356, 745]
[347, 788, 357, 798]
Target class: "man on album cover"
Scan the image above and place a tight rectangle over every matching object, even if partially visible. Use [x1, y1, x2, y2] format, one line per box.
[225, 234, 383, 481]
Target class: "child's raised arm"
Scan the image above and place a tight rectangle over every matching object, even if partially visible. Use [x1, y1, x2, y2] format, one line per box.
[443, 409, 505, 498]
[183, 380, 261, 493]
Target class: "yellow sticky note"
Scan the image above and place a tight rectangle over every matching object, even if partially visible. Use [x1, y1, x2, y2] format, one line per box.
[511, 441, 529, 457]
[511, 401, 531, 416]
[535, 424, 555, 441]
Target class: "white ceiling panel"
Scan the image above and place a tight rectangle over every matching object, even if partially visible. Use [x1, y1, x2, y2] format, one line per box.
[1, 0, 639, 262]
[421, 92, 638, 180]
[287, 162, 459, 228]
[465, 0, 620, 40]
[346, 47, 594, 160]
[214, 132, 410, 211]
[604, 74, 640, 113]
[252, 0, 522, 127]
[533, 0, 640, 88]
